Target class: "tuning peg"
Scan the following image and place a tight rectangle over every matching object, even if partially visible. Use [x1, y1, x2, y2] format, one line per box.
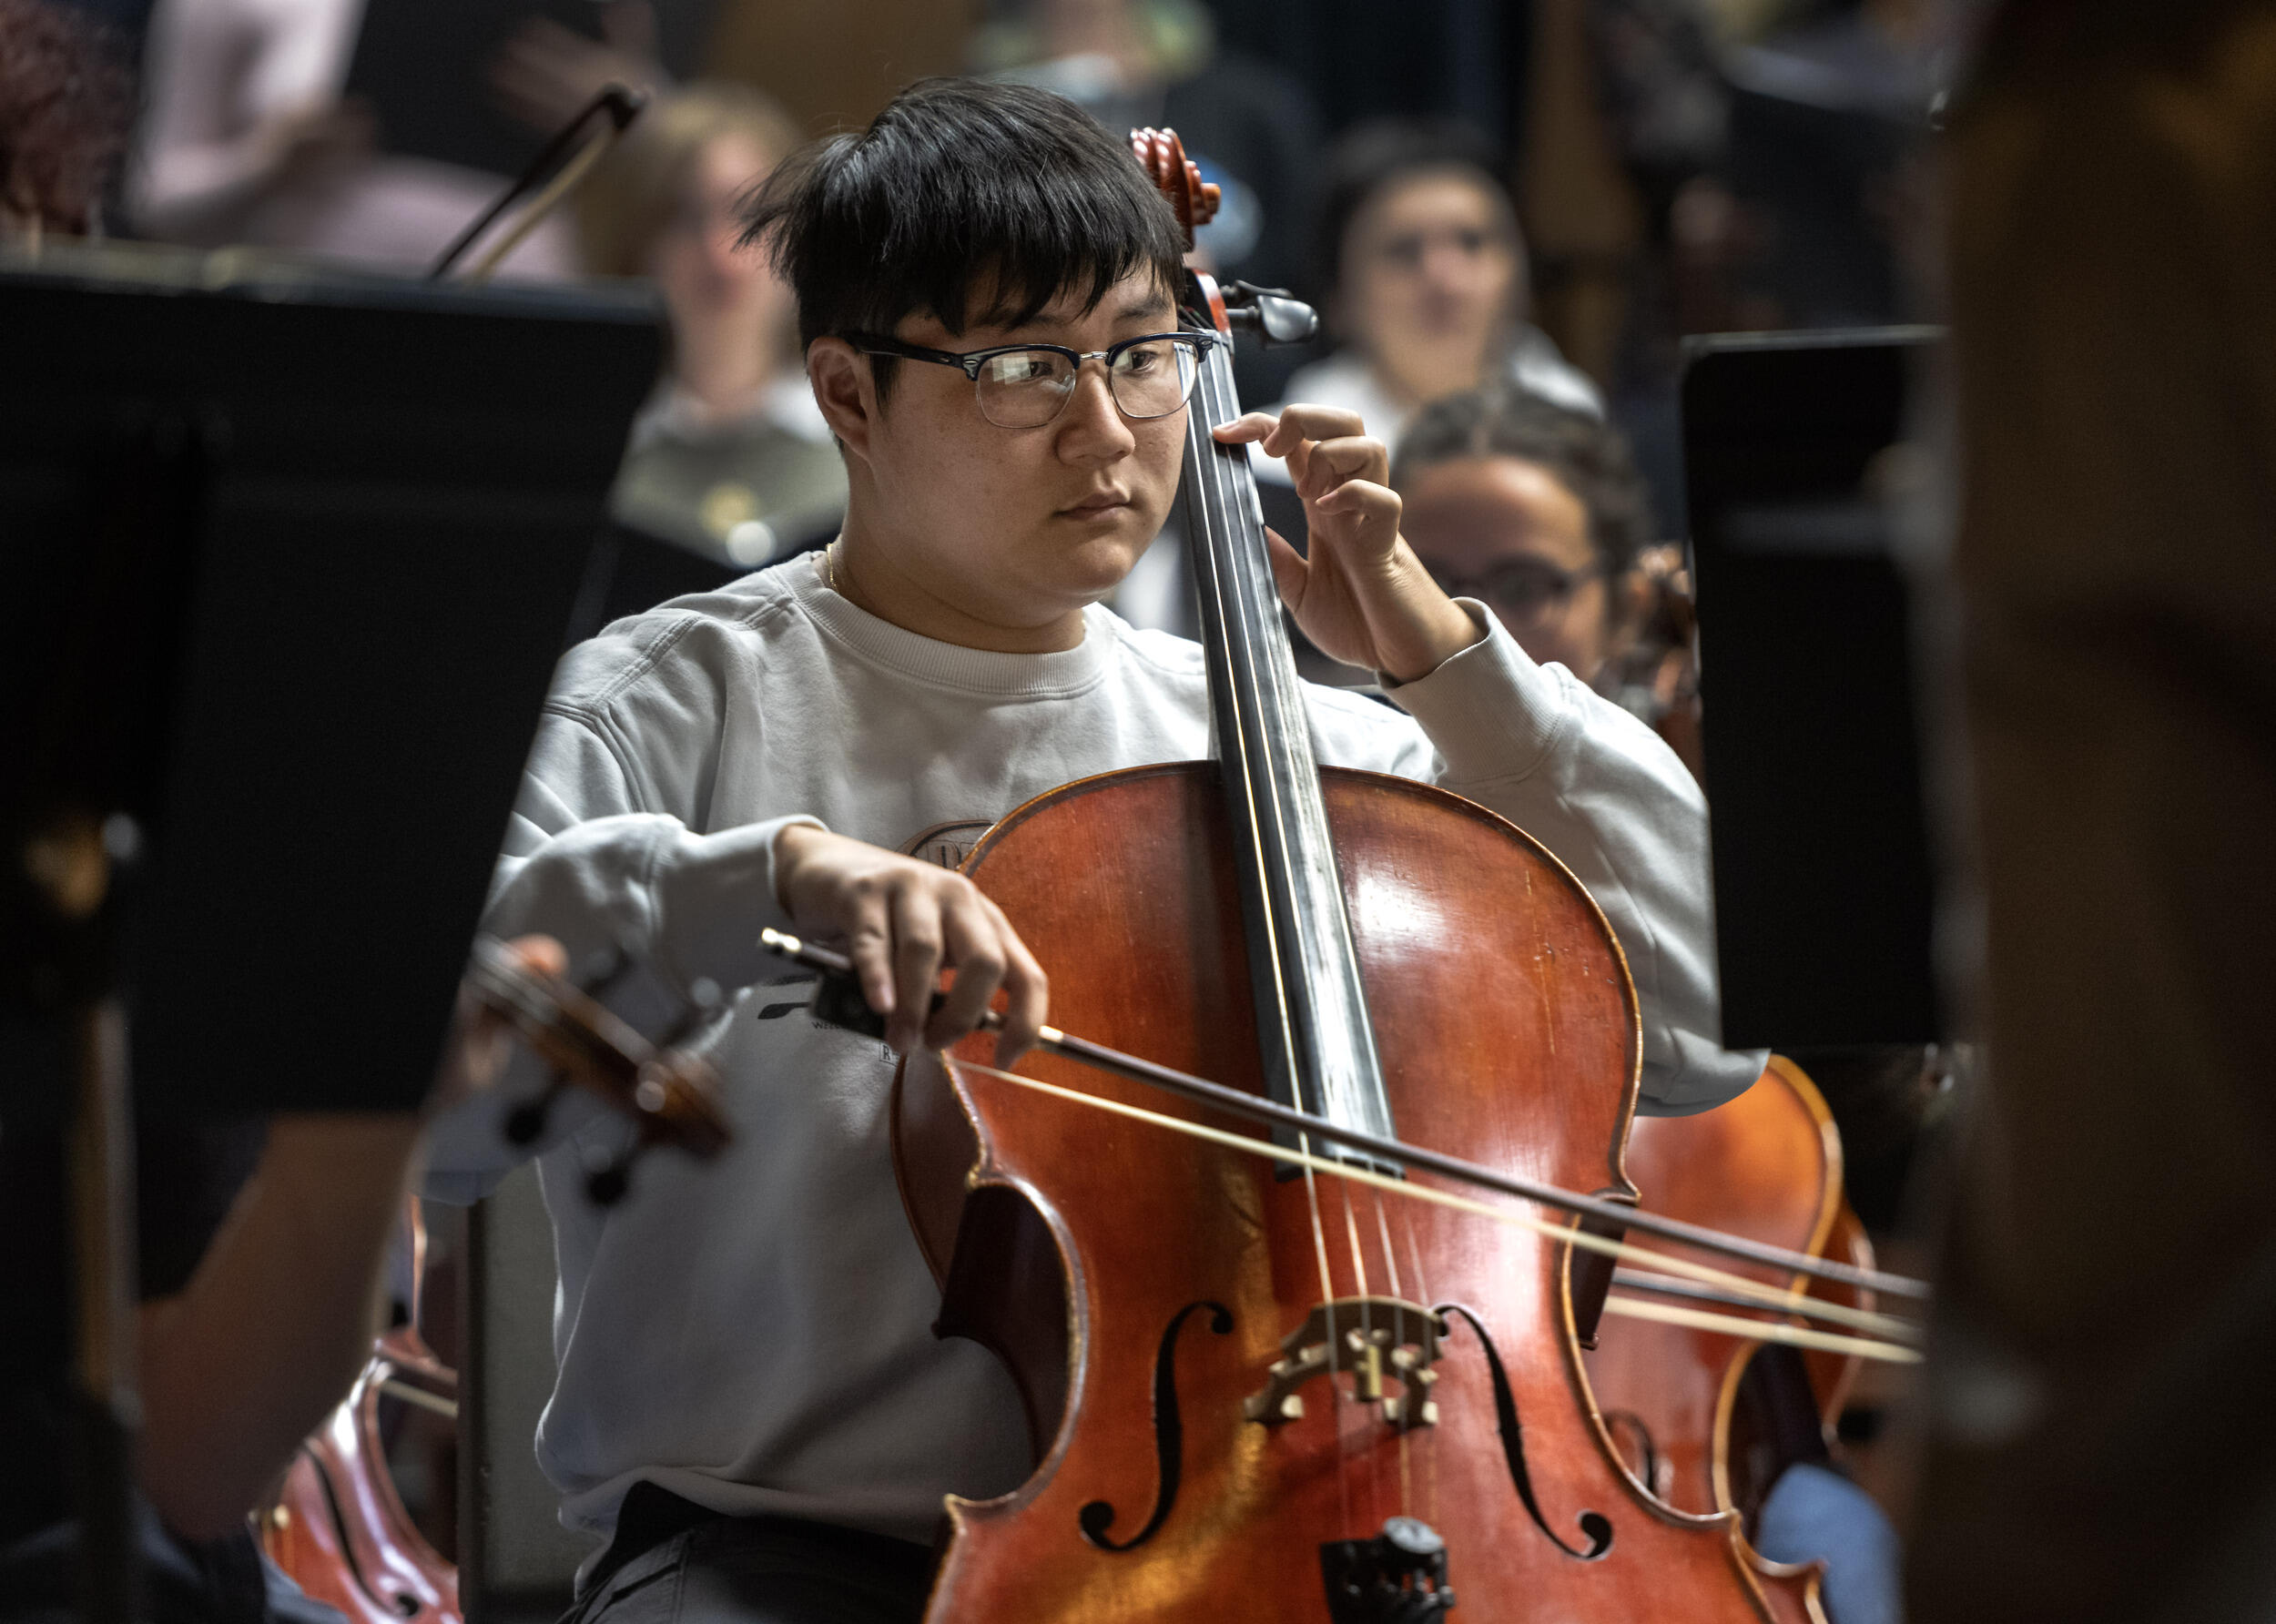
[1223, 281, 1318, 346]
[504, 1073, 569, 1145]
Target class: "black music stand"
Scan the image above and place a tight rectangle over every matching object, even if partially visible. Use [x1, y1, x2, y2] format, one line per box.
[1682, 327, 1946, 1051]
[5, 240, 660, 1112]
[1, 239, 658, 1620]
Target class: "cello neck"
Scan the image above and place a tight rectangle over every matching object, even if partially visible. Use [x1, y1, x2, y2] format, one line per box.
[1175, 271, 1396, 1152]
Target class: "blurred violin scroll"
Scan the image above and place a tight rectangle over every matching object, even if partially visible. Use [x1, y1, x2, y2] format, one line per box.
[258, 938, 733, 1619]
[461, 934, 731, 1206]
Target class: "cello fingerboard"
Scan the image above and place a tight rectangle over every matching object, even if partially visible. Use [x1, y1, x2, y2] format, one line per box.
[1176, 311, 1397, 1154]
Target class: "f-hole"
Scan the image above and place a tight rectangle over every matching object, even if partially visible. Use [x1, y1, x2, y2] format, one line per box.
[1079, 1300, 1234, 1551]
[1438, 1304, 1614, 1560]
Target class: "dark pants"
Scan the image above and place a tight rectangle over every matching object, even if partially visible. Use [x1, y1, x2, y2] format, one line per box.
[565, 1487, 933, 1624]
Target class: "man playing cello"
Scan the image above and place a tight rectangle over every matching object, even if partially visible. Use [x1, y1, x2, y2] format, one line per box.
[425, 76, 1753, 1624]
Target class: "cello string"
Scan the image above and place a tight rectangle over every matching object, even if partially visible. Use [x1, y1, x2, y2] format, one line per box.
[949, 1054, 1918, 1338]
[1185, 360, 1355, 1528]
[1368, 1191, 1416, 1517]
[1399, 1215, 1440, 1527]
[1607, 1266, 1913, 1338]
[1299, 1137, 1356, 1537]
[944, 1057, 1926, 1359]
[1335, 1180, 1387, 1525]
[763, 949, 1933, 1299]
[1385, 1201, 1434, 1518]
[1598, 1295, 1922, 1364]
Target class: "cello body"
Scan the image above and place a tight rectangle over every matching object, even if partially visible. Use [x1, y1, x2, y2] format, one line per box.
[1584, 1056, 1852, 1520]
[895, 765, 1808, 1620]
[1583, 1057, 1863, 1624]
[261, 1200, 460, 1624]
[260, 1327, 461, 1624]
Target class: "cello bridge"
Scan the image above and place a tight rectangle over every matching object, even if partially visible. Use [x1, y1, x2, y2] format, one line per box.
[1244, 1297, 1445, 1431]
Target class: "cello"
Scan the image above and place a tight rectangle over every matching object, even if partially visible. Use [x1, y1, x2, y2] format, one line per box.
[866, 127, 1834, 1621]
[1584, 1056, 1885, 1621]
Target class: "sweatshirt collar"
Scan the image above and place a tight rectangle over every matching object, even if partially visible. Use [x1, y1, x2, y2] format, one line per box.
[787, 549, 1113, 699]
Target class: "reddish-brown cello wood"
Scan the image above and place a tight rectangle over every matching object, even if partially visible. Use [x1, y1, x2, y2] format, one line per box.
[1583, 1055, 1875, 1623]
[896, 764, 1808, 1620]
[261, 1200, 460, 1624]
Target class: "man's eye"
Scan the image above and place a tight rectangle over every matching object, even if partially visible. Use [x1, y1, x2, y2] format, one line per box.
[987, 352, 1062, 386]
[1116, 343, 1167, 375]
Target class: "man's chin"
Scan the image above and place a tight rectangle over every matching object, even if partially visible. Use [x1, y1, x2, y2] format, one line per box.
[1047, 521, 1157, 586]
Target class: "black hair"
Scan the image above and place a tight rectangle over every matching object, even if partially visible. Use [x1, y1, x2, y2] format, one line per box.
[1311, 118, 1516, 303]
[1392, 388, 1658, 573]
[739, 77, 1186, 401]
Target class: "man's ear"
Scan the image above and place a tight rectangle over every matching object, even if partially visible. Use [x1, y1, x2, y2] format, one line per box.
[808, 338, 878, 467]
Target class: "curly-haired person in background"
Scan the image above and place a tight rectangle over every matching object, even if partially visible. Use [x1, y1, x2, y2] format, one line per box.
[1392, 386, 1702, 778]
[0, 0, 131, 241]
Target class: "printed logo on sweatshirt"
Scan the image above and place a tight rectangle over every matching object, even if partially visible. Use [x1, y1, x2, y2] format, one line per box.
[902, 818, 994, 871]
[748, 817, 996, 1042]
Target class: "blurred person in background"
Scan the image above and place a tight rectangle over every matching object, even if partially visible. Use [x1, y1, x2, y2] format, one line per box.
[1190, 123, 1600, 663]
[577, 83, 845, 564]
[0, 0, 131, 242]
[491, 0, 670, 142]
[1391, 387, 1700, 776]
[973, 0, 1326, 299]
[1907, 0, 2276, 1618]
[1277, 120, 1600, 449]
[1398, 384, 1906, 1624]
[128, 0, 574, 276]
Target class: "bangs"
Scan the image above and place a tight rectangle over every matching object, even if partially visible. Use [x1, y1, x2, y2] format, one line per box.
[743, 77, 1187, 374]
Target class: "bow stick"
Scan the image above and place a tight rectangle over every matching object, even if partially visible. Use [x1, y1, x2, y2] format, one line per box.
[758, 929, 1931, 1304]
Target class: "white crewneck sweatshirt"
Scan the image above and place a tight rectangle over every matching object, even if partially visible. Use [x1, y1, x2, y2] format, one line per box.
[423, 553, 1757, 1551]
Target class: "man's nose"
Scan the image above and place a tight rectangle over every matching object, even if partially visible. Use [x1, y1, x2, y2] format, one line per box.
[1056, 360, 1136, 459]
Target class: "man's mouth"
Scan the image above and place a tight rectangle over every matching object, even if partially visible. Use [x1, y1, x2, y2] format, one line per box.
[1061, 490, 1133, 518]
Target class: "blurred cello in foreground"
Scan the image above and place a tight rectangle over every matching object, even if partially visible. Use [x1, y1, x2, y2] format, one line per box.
[859, 127, 1902, 1621]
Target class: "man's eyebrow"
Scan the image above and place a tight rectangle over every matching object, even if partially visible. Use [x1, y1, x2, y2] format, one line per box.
[1113, 291, 1176, 325]
[981, 289, 1177, 338]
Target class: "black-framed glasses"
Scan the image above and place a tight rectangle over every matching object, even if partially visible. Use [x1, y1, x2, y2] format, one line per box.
[1420, 557, 1606, 625]
[845, 330, 1223, 429]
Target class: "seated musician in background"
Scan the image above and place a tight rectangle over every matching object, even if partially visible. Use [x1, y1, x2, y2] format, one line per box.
[1391, 386, 1702, 777]
[423, 76, 1758, 1624]
[577, 84, 848, 566]
[1273, 119, 1601, 446]
[1394, 387, 1898, 1622]
[0, 939, 564, 1624]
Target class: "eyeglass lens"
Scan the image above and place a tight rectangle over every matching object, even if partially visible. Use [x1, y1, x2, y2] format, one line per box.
[1425, 559, 1591, 622]
[973, 337, 1204, 428]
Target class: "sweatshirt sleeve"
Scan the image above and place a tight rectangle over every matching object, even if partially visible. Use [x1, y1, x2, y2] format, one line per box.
[421, 703, 819, 1203]
[1373, 604, 1763, 1115]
